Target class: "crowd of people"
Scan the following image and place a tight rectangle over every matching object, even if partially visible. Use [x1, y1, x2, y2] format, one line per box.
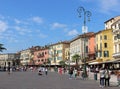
[1, 65, 120, 87]
[56, 66, 120, 88]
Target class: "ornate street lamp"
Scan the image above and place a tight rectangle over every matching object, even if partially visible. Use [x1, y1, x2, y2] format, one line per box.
[77, 7, 92, 32]
[77, 6, 92, 78]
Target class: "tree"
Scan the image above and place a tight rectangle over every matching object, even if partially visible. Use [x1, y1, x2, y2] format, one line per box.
[72, 54, 80, 66]
[59, 60, 66, 67]
[46, 58, 51, 65]
[0, 44, 6, 52]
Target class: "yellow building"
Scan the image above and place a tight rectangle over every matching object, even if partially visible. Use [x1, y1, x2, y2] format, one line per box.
[95, 29, 114, 63]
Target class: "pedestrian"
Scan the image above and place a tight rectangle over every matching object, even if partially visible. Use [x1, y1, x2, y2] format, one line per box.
[59, 67, 63, 75]
[69, 67, 73, 79]
[99, 68, 105, 88]
[104, 69, 111, 87]
[117, 72, 120, 87]
[8, 66, 10, 75]
[45, 68, 48, 75]
[74, 68, 77, 79]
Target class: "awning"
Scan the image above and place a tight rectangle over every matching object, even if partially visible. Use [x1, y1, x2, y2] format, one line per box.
[101, 60, 120, 64]
[89, 62, 99, 65]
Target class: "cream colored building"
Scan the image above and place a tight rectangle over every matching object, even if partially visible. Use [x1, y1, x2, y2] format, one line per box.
[112, 16, 120, 62]
[49, 41, 69, 66]
[65, 47, 70, 60]
[105, 16, 120, 29]
[20, 49, 32, 66]
[0, 53, 19, 67]
[70, 32, 94, 64]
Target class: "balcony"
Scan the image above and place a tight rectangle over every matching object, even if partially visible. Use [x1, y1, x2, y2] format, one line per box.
[37, 54, 44, 58]
[112, 52, 120, 58]
[112, 28, 120, 33]
[88, 51, 95, 55]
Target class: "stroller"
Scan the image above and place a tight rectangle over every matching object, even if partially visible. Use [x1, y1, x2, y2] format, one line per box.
[38, 70, 42, 75]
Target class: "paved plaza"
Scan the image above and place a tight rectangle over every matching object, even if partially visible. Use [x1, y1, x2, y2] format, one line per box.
[0, 71, 119, 89]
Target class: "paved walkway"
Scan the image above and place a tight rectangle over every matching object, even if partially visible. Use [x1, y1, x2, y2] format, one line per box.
[0, 71, 119, 89]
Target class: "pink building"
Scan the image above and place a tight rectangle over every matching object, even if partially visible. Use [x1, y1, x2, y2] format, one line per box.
[88, 33, 95, 60]
[33, 47, 49, 66]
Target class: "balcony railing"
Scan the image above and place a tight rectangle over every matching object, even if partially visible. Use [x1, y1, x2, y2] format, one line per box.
[88, 51, 95, 55]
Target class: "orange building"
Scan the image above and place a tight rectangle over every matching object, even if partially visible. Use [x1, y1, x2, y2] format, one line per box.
[33, 46, 49, 66]
[88, 33, 95, 61]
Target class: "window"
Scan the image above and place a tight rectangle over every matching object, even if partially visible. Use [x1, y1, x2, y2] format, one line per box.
[119, 44, 120, 52]
[100, 35, 102, 40]
[41, 59, 44, 62]
[119, 24, 120, 29]
[115, 24, 116, 29]
[104, 51, 109, 57]
[96, 44, 98, 51]
[114, 36, 117, 40]
[115, 45, 117, 53]
[57, 50, 62, 53]
[100, 51, 102, 57]
[58, 57, 62, 60]
[45, 52, 47, 54]
[104, 35, 107, 40]
[100, 43, 102, 50]
[104, 43, 107, 48]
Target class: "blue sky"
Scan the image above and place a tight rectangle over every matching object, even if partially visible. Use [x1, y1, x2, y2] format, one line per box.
[0, 0, 120, 53]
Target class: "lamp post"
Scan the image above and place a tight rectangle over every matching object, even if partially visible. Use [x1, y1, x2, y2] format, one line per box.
[77, 6, 92, 78]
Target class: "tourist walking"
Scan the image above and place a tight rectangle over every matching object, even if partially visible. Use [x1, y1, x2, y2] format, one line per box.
[8, 66, 10, 75]
[74, 68, 77, 79]
[69, 67, 73, 79]
[99, 68, 105, 88]
[45, 68, 48, 75]
[117, 71, 120, 87]
[104, 69, 111, 87]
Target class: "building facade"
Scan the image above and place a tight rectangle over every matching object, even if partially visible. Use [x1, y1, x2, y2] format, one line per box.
[20, 49, 32, 66]
[70, 32, 94, 65]
[95, 29, 114, 68]
[111, 17, 120, 69]
[33, 46, 49, 66]
[0, 53, 20, 68]
[49, 41, 70, 66]
[104, 16, 120, 29]
[88, 33, 95, 61]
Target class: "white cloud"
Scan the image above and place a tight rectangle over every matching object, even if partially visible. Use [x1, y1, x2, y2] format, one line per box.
[32, 16, 43, 24]
[80, 0, 120, 14]
[98, 0, 120, 14]
[38, 33, 47, 38]
[14, 19, 21, 24]
[0, 20, 8, 33]
[14, 26, 31, 35]
[68, 29, 79, 36]
[51, 22, 67, 29]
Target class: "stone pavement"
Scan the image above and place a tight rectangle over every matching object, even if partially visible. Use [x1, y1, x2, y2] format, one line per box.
[0, 71, 119, 89]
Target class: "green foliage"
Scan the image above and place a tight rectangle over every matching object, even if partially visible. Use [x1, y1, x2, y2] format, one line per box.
[46, 58, 51, 64]
[72, 54, 80, 65]
[0, 44, 6, 52]
[59, 60, 66, 67]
